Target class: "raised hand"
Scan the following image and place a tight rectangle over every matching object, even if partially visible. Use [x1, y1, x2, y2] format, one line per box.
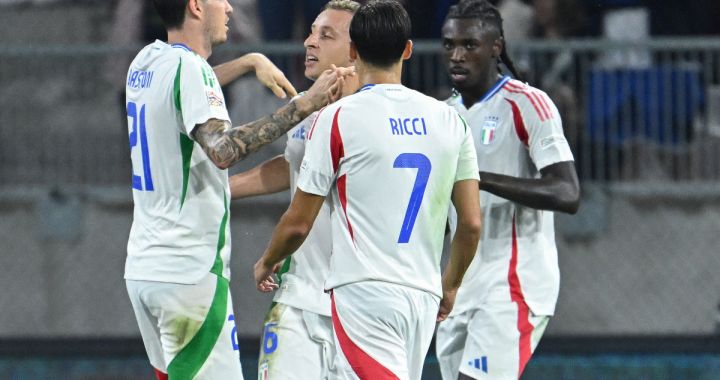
[250, 53, 298, 99]
[301, 65, 356, 111]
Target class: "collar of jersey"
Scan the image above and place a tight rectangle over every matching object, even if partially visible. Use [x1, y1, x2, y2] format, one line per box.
[171, 43, 192, 52]
[456, 75, 510, 107]
[356, 84, 376, 93]
[478, 75, 510, 103]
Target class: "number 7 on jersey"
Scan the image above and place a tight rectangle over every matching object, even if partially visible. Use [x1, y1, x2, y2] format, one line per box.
[393, 153, 431, 244]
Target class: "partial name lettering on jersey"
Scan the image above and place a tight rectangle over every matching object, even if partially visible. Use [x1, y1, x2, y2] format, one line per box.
[127, 70, 154, 89]
[390, 117, 428, 136]
[481, 116, 499, 145]
[291, 126, 306, 140]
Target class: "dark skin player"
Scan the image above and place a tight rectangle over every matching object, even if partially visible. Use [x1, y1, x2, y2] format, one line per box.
[441, 17, 580, 215]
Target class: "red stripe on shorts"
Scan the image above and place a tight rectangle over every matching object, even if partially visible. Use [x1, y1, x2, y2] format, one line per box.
[153, 368, 168, 380]
[508, 214, 535, 378]
[331, 292, 399, 380]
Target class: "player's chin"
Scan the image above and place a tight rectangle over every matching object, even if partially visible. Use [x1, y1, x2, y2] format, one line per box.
[212, 33, 228, 45]
[451, 79, 474, 92]
[304, 67, 320, 81]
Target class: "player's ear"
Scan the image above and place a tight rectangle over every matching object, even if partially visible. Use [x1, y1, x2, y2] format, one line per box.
[349, 41, 358, 61]
[402, 40, 413, 61]
[492, 36, 504, 59]
[187, 0, 203, 20]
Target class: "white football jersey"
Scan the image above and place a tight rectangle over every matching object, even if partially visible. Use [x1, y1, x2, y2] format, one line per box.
[272, 112, 333, 316]
[125, 41, 232, 284]
[447, 76, 574, 316]
[298, 84, 479, 298]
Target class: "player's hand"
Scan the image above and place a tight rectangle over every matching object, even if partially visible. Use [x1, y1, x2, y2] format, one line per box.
[303, 65, 354, 107]
[302, 68, 340, 110]
[328, 64, 359, 101]
[340, 68, 361, 98]
[253, 258, 279, 293]
[437, 288, 458, 322]
[249, 53, 298, 99]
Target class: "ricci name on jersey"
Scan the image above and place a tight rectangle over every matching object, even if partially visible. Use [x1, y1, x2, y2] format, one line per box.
[389, 117, 428, 136]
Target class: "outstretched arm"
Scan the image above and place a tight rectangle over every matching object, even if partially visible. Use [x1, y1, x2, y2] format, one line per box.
[230, 155, 290, 199]
[253, 189, 325, 292]
[213, 53, 297, 98]
[478, 161, 580, 214]
[192, 67, 351, 169]
[438, 179, 482, 322]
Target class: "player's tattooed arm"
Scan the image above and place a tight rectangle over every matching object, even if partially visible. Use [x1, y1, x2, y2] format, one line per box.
[193, 66, 352, 169]
[192, 101, 308, 169]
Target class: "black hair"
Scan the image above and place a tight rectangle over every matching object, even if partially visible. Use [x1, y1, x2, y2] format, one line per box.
[349, 0, 411, 68]
[152, 0, 188, 30]
[446, 0, 523, 82]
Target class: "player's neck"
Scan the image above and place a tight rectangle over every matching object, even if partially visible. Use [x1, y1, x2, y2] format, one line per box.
[461, 72, 503, 108]
[356, 60, 403, 85]
[166, 28, 212, 59]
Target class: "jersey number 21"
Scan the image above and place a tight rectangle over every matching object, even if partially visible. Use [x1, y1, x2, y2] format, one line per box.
[127, 101, 154, 191]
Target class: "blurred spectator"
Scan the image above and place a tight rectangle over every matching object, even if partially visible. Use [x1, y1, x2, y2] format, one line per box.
[399, 0, 453, 39]
[494, 0, 534, 44]
[648, 0, 720, 36]
[257, 0, 327, 41]
[229, 0, 262, 43]
[104, 0, 167, 87]
[526, 0, 588, 161]
[256, 0, 456, 41]
[530, 0, 587, 39]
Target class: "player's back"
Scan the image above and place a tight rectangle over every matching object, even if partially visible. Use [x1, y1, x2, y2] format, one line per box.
[310, 84, 476, 298]
[125, 41, 232, 285]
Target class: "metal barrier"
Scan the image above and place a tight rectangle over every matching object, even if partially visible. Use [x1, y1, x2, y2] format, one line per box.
[508, 38, 720, 183]
[2, 38, 720, 190]
[1, 40, 720, 346]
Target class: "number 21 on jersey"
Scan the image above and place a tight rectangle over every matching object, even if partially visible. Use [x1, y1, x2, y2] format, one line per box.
[127, 101, 154, 191]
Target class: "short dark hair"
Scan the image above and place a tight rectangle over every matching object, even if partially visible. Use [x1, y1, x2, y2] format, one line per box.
[152, 0, 189, 30]
[349, 0, 411, 68]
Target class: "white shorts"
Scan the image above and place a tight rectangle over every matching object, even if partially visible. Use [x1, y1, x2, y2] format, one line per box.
[435, 301, 549, 380]
[126, 273, 243, 380]
[257, 302, 336, 380]
[331, 281, 439, 380]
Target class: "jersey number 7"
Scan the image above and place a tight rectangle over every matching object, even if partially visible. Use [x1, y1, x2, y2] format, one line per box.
[393, 153, 431, 244]
[127, 101, 154, 191]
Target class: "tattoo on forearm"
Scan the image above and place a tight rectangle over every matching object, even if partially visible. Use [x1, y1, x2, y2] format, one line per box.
[193, 101, 306, 168]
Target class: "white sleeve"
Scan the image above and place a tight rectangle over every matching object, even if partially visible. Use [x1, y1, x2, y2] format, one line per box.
[454, 113, 480, 182]
[178, 57, 230, 137]
[284, 111, 316, 164]
[296, 106, 337, 196]
[525, 92, 574, 170]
